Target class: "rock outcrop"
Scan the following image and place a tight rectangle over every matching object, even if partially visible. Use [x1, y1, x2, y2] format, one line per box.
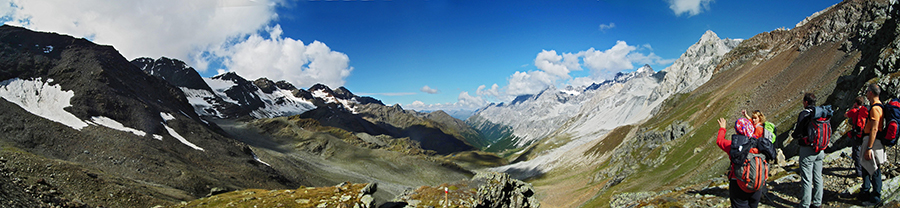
[385, 172, 539, 208]
[473, 172, 540, 208]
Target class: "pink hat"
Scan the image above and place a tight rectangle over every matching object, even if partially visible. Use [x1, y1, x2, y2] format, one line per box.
[735, 118, 755, 137]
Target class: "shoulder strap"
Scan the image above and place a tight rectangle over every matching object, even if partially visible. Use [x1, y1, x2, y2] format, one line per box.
[872, 103, 884, 117]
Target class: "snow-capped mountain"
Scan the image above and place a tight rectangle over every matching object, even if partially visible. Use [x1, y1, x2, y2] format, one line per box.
[472, 30, 742, 156]
[469, 64, 657, 151]
[133, 57, 382, 119]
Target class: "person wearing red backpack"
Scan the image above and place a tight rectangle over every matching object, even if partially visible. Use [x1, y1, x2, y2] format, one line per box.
[716, 117, 774, 208]
[859, 84, 886, 206]
[791, 93, 824, 208]
[846, 96, 867, 180]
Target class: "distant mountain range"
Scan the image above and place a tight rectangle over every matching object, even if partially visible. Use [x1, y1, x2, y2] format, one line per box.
[470, 30, 742, 157]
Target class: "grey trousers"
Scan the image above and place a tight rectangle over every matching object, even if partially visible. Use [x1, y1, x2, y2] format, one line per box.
[798, 146, 824, 208]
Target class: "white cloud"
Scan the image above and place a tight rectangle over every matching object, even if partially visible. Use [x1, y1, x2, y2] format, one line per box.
[598, 23, 615, 32]
[404, 92, 488, 112]
[476, 84, 502, 100]
[221, 25, 352, 89]
[420, 85, 439, 94]
[667, 0, 713, 17]
[0, 0, 354, 89]
[580, 41, 636, 78]
[1, 0, 279, 72]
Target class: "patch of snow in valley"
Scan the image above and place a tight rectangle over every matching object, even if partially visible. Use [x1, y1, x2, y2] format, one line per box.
[152, 134, 163, 140]
[0, 78, 88, 130]
[87, 116, 147, 137]
[251, 152, 272, 167]
[161, 123, 204, 151]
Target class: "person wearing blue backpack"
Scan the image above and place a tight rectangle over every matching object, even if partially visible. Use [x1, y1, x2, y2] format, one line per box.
[859, 84, 887, 206]
[791, 93, 832, 208]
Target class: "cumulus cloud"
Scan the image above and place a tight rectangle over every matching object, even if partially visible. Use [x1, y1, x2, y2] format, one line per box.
[580, 41, 636, 77]
[404, 91, 488, 112]
[1, 0, 278, 72]
[0, 0, 354, 89]
[222, 25, 352, 88]
[420, 85, 439, 94]
[667, 0, 713, 17]
[476, 84, 502, 100]
[599, 23, 616, 32]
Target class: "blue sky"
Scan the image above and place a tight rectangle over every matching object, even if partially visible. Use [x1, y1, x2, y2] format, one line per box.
[2, 0, 841, 111]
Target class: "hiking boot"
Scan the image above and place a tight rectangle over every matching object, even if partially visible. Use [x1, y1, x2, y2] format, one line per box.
[856, 191, 871, 201]
[861, 200, 879, 207]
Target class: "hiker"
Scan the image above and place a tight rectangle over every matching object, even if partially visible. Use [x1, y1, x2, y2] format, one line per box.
[859, 84, 885, 206]
[743, 110, 776, 143]
[716, 117, 774, 208]
[791, 93, 826, 208]
[846, 96, 868, 179]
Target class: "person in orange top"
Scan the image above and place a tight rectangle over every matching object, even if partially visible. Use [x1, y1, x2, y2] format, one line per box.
[715, 117, 766, 208]
[859, 84, 886, 206]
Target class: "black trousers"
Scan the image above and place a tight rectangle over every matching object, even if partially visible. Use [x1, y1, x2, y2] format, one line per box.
[730, 179, 765, 208]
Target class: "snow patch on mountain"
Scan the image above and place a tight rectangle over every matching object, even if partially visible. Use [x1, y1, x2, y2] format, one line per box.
[87, 116, 148, 137]
[161, 122, 204, 151]
[160, 112, 176, 121]
[250, 89, 317, 118]
[0, 78, 88, 130]
[179, 87, 223, 117]
[204, 78, 242, 105]
[312, 89, 358, 113]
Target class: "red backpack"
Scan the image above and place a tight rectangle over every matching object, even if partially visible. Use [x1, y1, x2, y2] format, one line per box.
[804, 105, 832, 152]
[730, 135, 770, 193]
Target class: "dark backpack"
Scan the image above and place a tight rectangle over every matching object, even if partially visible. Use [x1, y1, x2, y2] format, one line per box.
[729, 135, 773, 193]
[875, 99, 900, 146]
[803, 105, 832, 152]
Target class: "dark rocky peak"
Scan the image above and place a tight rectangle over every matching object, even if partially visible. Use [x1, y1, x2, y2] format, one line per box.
[211, 72, 263, 108]
[253, 78, 277, 94]
[130, 57, 212, 92]
[308, 83, 335, 94]
[333, 86, 356, 100]
[356, 96, 385, 106]
[275, 81, 297, 91]
[212, 72, 254, 88]
[0, 25, 111, 81]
